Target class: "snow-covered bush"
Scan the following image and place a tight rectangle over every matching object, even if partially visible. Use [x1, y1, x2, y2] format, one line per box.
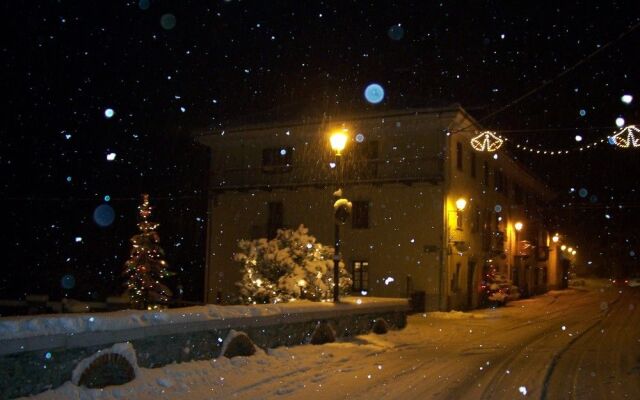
[310, 321, 336, 344]
[234, 225, 352, 304]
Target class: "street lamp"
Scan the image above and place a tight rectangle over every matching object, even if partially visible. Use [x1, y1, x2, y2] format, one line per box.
[514, 221, 523, 256]
[330, 129, 348, 156]
[330, 129, 350, 303]
[561, 245, 567, 251]
[552, 234, 560, 243]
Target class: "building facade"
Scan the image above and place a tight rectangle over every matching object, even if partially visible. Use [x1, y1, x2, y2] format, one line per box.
[197, 106, 557, 310]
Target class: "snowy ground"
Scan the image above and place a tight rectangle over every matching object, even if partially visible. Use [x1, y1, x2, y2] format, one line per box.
[22, 280, 640, 400]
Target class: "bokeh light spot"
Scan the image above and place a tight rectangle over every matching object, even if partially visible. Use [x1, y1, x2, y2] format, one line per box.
[364, 83, 385, 104]
[160, 13, 177, 30]
[138, 0, 150, 10]
[387, 24, 404, 41]
[621, 94, 633, 104]
[104, 108, 114, 118]
[61, 274, 76, 289]
[578, 188, 588, 198]
[93, 204, 115, 227]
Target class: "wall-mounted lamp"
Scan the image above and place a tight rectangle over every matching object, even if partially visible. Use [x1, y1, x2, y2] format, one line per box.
[455, 197, 466, 230]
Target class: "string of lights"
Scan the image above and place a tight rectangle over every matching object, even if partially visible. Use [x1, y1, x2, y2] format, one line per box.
[451, 20, 640, 154]
[470, 125, 637, 155]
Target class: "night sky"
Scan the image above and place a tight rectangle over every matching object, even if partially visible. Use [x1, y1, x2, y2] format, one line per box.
[2, 1, 639, 303]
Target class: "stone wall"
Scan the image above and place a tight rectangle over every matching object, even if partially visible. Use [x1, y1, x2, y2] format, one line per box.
[0, 298, 409, 398]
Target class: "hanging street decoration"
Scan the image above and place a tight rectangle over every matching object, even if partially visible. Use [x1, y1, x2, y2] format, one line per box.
[513, 137, 608, 155]
[610, 125, 639, 148]
[470, 131, 504, 152]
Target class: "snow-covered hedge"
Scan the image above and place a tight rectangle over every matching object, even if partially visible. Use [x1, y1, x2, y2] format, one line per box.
[234, 225, 352, 304]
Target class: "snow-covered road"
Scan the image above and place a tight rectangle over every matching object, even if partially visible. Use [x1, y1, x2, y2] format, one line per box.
[24, 281, 639, 400]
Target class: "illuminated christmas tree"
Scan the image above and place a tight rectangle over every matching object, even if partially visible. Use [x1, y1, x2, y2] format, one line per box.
[124, 194, 173, 309]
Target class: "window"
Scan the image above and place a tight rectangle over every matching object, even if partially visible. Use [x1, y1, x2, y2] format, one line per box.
[351, 140, 379, 179]
[494, 169, 506, 194]
[472, 206, 480, 233]
[352, 261, 369, 292]
[262, 147, 292, 173]
[352, 201, 369, 229]
[456, 142, 463, 171]
[267, 202, 283, 239]
[483, 161, 489, 186]
[451, 262, 461, 292]
[513, 184, 524, 205]
[470, 152, 476, 178]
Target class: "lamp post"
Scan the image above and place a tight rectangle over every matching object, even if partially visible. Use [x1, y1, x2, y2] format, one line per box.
[330, 129, 349, 303]
[514, 221, 523, 255]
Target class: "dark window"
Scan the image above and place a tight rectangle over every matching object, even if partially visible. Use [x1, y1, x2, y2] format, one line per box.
[267, 202, 283, 239]
[513, 184, 524, 205]
[352, 201, 370, 229]
[262, 147, 292, 173]
[351, 140, 379, 179]
[483, 161, 489, 186]
[470, 152, 476, 178]
[456, 142, 463, 171]
[472, 206, 480, 233]
[495, 169, 506, 193]
[352, 261, 369, 292]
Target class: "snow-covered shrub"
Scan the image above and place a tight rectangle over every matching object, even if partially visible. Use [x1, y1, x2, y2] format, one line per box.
[310, 321, 336, 345]
[221, 330, 257, 358]
[73, 343, 138, 388]
[371, 318, 389, 334]
[234, 225, 352, 304]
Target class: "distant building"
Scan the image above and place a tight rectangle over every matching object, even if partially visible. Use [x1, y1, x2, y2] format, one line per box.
[196, 106, 559, 310]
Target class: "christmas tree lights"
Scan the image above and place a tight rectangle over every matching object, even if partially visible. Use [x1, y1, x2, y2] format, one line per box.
[470, 131, 504, 152]
[610, 125, 639, 148]
[124, 194, 173, 309]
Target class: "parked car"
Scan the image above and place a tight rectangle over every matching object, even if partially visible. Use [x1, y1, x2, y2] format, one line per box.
[627, 278, 640, 288]
[611, 278, 629, 287]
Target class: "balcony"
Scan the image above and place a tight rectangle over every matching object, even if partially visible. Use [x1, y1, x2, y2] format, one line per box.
[209, 156, 444, 191]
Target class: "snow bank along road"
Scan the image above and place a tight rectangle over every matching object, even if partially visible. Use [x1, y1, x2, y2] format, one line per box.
[24, 281, 639, 400]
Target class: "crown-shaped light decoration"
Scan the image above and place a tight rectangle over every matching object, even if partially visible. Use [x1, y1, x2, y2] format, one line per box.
[470, 131, 504, 152]
[610, 125, 639, 148]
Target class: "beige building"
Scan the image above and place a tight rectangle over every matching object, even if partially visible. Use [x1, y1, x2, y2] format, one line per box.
[196, 106, 557, 311]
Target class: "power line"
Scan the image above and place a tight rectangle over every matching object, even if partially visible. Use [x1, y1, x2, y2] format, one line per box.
[451, 20, 640, 134]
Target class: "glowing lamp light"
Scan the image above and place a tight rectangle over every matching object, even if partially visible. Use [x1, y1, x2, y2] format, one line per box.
[552, 234, 560, 243]
[330, 129, 349, 155]
[455, 198, 467, 211]
[561, 245, 567, 251]
[471, 131, 504, 152]
[610, 125, 639, 148]
[572, 250, 577, 255]
[568, 247, 573, 253]
[514, 222, 524, 232]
